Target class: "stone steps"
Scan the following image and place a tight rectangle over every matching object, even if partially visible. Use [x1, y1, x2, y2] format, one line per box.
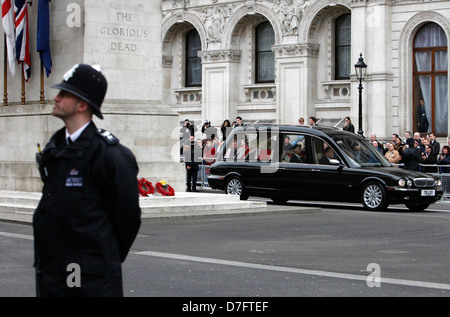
[0, 190, 267, 223]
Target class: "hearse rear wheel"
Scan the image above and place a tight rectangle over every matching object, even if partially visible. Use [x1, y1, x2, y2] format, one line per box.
[225, 176, 249, 200]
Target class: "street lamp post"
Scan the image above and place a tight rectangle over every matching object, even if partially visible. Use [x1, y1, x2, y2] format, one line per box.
[354, 53, 367, 138]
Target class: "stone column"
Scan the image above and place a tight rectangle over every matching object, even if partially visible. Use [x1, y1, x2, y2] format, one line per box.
[351, 1, 392, 139]
[198, 49, 241, 127]
[273, 44, 319, 125]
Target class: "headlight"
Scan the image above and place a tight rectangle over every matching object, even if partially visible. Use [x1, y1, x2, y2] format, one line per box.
[398, 178, 406, 187]
[437, 179, 442, 187]
[406, 179, 413, 187]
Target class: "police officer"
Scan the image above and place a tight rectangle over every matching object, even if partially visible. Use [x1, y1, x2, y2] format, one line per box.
[33, 64, 141, 297]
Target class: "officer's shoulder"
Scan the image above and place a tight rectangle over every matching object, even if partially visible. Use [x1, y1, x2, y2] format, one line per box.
[96, 129, 119, 145]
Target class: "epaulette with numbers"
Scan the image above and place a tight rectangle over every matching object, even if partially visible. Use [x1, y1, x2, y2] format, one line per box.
[97, 129, 119, 145]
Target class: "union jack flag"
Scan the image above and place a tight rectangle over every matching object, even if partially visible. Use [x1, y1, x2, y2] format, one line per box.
[14, 0, 31, 81]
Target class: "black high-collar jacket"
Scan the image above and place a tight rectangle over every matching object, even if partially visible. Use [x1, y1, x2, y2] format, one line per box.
[33, 121, 141, 297]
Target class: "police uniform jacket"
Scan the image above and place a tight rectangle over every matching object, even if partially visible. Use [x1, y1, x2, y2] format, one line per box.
[33, 121, 141, 296]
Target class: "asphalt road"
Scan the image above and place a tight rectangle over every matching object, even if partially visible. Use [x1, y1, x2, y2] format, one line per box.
[1, 199, 450, 303]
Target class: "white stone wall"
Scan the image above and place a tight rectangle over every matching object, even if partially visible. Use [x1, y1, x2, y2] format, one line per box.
[1, 0, 185, 193]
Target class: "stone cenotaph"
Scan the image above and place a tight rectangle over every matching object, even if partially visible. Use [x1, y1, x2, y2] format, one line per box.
[0, 0, 184, 192]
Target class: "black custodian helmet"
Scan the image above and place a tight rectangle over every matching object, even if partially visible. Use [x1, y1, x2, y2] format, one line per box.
[52, 64, 107, 119]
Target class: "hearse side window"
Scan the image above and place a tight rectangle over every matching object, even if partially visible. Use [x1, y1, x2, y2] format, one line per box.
[223, 131, 257, 161]
[311, 136, 341, 165]
[282, 134, 309, 163]
[258, 129, 278, 162]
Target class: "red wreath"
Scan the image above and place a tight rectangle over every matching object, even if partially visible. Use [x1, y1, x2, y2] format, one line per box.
[155, 181, 175, 196]
[138, 178, 154, 196]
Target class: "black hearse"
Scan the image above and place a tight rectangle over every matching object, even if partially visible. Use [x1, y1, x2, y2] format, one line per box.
[208, 125, 443, 211]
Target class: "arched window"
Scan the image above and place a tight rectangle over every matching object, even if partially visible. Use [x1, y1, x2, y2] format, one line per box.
[335, 14, 351, 79]
[186, 29, 202, 87]
[255, 21, 275, 83]
[413, 23, 448, 135]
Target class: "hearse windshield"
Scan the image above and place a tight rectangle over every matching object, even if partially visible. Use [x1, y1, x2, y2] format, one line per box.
[334, 137, 391, 168]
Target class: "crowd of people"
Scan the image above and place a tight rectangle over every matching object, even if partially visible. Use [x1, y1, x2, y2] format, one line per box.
[180, 116, 246, 191]
[369, 131, 450, 172]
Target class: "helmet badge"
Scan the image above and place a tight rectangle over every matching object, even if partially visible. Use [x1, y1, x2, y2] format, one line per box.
[63, 64, 80, 82]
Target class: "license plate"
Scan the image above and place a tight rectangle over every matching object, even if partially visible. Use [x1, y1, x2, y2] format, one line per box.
[421, 190, 435, 196]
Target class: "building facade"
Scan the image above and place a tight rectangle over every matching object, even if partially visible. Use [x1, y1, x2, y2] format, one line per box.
[0, 0, 449, 192]
[162, 0, 449, 139]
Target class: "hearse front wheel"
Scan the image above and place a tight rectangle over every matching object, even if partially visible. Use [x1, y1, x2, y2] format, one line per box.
[361, 182, 388, 211]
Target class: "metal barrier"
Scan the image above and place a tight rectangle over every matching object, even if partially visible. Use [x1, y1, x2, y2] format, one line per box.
[197, 161, 210, 187]
[417, 164, 450, 198]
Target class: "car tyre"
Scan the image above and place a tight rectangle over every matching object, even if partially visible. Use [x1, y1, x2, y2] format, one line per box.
[225, 176, 249, 200]
[405, 203, 430, 212]
[361, 181, 388, 211]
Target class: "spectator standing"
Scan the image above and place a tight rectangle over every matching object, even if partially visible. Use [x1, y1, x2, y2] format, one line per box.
[203, 139, 216, 174]
[184, 141, 202, 192]
[418, 99, 429, 132]
[429, 133, 440, 154]
[202, 120, 217, 140]
[405, 131, 412, 141]
[284, 136, 294, 151]
[421, 144, 438, 172]
[413, 132, 424, 152]
[298, 117, 305, 125]
[393, 135, 404, 158]
[309, 116, 317, 126]
[220, 119, 232, 143]
[437, 146, 450, 167]
[180, 119, 197, 154]
[369, 133, 384, 153]
[343, 116, 355, 133]
[401, 138, 422, 171]
[437, 146, 450, 192]
[384, 142, 400, 164]
[234, 116, 244, 127]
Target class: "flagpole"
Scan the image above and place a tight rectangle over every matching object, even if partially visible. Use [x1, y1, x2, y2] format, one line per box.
[3, 35, 7, 106]
[40, 60, 45, 104]
[21, 64, 25, 105]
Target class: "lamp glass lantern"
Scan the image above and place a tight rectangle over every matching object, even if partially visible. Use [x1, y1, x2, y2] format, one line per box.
[354, 53, 367, 81]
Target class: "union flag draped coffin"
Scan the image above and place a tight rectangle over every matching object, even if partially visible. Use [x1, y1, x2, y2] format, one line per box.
[2, 0, 16, 76]
[14, 0, 31, 81]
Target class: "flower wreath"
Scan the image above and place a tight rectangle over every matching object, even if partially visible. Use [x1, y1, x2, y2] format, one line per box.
[155, 180, 175, 196]
[138, 178, 154, 196]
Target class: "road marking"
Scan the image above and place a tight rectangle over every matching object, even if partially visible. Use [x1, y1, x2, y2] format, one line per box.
[134, 250, 450, 291]
[3, 230, 450, 291]
[0, 231, 33, 240]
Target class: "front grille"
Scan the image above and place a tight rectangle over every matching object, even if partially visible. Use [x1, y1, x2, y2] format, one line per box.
[414, 178, 435, 188]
